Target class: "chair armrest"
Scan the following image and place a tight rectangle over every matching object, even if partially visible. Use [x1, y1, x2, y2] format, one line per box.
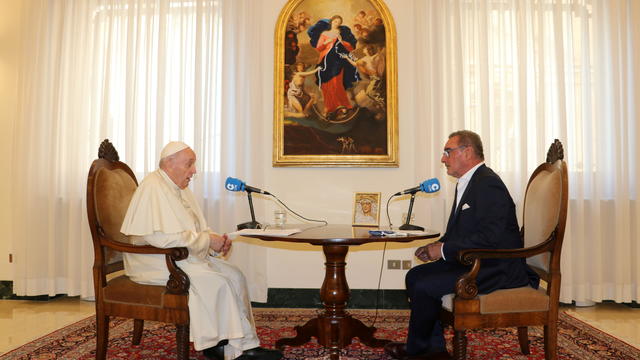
[453, 229, 557, 300]
[101, 238, 188, 260]
[100, 238, 190, 295]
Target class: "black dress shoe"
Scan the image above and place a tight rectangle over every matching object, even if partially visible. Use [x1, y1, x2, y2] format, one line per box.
[234, 347, 283, 360]
[384, 342, 409, 359]
[407, 351, 452, 360]
[404, 350, 453, 360]
[202, 340, 229, 360]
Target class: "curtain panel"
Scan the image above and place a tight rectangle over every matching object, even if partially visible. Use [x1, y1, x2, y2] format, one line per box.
[414, 0, 638, 303]
[12, 0, 268, 300]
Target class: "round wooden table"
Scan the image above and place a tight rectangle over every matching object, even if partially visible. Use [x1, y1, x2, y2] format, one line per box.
[244, 224, 440, 360]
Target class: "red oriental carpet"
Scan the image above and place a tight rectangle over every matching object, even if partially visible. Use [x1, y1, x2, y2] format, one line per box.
[1, 308, 639, 359]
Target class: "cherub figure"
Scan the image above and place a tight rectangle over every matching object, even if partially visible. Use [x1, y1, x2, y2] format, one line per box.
[339, 45, 386, 109]
[285, 63, 320, 118]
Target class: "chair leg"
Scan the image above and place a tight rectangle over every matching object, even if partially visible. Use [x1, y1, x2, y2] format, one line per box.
[517, 326, 530, 354]
[453, 330, 467, 360]
[176, 324, 190, 360]
[95, 314, 110, 360]
[544, 322, 558, 360]
[132, 319, 144, 345]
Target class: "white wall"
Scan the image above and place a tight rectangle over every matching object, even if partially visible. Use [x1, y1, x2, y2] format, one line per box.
[0, 0, 21, 280]
[250, 0, 446, 290]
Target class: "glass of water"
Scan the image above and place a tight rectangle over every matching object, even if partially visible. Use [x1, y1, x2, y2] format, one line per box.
[274, 209, 286, 228]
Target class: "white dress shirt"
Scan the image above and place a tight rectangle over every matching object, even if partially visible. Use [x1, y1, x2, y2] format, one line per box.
[441, 162, 485, 260]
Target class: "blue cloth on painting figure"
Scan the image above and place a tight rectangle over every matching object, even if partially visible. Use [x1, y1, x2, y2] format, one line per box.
[307, 19, 360, 92]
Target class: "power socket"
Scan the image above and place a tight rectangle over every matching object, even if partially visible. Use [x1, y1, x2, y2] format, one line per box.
[402, 260, 412, 269]
[387, 259, 401, 269]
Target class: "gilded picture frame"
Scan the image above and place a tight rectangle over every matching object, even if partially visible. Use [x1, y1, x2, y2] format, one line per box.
[352, 192, 381, 226]
[273, 0, 398, 167]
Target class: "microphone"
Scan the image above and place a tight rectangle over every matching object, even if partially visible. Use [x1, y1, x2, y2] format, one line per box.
[225, 177, 271, 195]
[394, 178, 441, 196]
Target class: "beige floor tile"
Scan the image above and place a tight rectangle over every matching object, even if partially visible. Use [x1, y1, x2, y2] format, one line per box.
[564, 302, 640, 348]
[0, 297, 95, 354]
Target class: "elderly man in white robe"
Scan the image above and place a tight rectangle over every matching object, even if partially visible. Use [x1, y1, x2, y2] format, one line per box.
[121, 142, 282, 360]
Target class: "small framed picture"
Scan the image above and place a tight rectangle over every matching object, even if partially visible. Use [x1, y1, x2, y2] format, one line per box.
[352, 192, 381, 227]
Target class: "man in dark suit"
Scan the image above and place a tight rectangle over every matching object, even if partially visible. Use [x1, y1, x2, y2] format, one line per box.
[385, 130, 539, 360]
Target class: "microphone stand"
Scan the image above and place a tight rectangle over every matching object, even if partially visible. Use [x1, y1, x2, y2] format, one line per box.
[237, 190, 262, 230]
[398, 192, 424, 231]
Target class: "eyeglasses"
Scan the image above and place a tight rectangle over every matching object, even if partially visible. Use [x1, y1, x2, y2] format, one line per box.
[442, 145, 467, 158]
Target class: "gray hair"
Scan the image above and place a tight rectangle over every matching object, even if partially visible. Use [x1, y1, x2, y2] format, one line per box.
[449, 130, 484, 160]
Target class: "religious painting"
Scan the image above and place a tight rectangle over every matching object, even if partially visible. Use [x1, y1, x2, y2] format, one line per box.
[352, 192, 381, 226]
[273, 0, 398, 167]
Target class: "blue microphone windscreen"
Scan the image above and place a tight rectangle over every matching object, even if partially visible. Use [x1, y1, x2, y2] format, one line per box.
[420, 178, 440, 193]
[225, 177, 245, 192]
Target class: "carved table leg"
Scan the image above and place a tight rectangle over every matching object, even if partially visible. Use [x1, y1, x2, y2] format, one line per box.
[275, 244, 391, 358]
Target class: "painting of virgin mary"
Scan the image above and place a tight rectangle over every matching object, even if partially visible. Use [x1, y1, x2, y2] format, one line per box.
[307, 15, 359, 121]
[274, 0, 397, 167]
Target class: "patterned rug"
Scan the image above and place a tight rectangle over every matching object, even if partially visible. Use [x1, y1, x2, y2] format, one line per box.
[2, 308, 639, 359]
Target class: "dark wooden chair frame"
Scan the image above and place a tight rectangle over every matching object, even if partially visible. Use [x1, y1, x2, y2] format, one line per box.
[440, 140, 568, 360]
[86, 139, 191, 360]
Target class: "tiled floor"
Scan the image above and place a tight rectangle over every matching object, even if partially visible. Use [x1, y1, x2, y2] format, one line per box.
[0, 298, 639, 355]
[0, 297, 95, 354]
[564, 302, 640, 348]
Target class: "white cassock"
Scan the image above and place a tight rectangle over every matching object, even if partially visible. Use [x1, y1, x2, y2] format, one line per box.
[121, 169, 260, 357]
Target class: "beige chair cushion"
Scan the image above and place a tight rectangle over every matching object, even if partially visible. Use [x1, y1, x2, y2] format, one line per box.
[524, 167, 562, 271]
[103, 275, 165, 306]
[442, 286, 549, 314]
[94, 167, 137, 243]
[94, 167, 137, 265]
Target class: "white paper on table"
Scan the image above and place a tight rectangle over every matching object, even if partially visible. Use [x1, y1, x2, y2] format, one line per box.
[229, 228, 302, 237]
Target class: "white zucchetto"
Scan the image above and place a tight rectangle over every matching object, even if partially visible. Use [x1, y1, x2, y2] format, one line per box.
[160, 141, 190, 159]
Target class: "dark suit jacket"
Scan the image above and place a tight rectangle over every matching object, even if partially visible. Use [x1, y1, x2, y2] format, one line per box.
[440, 164, 539, 292]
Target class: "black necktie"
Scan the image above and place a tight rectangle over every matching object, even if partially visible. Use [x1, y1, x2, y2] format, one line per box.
[445, 183, 458, 233]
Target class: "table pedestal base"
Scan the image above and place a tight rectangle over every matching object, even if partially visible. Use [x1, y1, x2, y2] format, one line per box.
[275, 311, 390, 360]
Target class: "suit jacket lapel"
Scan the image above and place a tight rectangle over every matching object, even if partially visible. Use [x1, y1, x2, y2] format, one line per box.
[445, 184, 458, 233]
[445, 164, 486, 233]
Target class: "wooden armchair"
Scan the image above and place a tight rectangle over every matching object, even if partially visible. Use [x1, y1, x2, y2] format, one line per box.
[440, 140, 568, 360]
[86, 139, 191, 360]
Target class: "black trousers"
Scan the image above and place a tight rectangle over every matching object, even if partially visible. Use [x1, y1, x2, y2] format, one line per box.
[405, 260, 468, 355]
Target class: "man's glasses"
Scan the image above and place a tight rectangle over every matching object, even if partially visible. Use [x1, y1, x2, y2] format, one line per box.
[442, 145, 467, 158]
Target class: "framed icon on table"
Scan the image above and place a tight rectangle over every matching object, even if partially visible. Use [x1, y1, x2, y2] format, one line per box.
[352, 192, 381, 227]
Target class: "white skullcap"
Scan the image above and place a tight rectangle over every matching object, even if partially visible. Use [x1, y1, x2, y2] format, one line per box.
[160, 141, 190, 159]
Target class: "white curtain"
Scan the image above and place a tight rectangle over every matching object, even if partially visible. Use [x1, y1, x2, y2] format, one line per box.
[12, 0, 268, 301]
[414, 0, 638, 303]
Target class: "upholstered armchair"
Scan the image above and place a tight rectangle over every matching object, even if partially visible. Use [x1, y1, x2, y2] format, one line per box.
[440, 140, 568, 360]
[86, 139, 191, 360]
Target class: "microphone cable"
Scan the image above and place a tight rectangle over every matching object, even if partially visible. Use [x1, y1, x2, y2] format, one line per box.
[268, 193, 328, 225]
[385, 193, 396, 229]
[370, 193, 397, 327]
[370, 239, 387, 328]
